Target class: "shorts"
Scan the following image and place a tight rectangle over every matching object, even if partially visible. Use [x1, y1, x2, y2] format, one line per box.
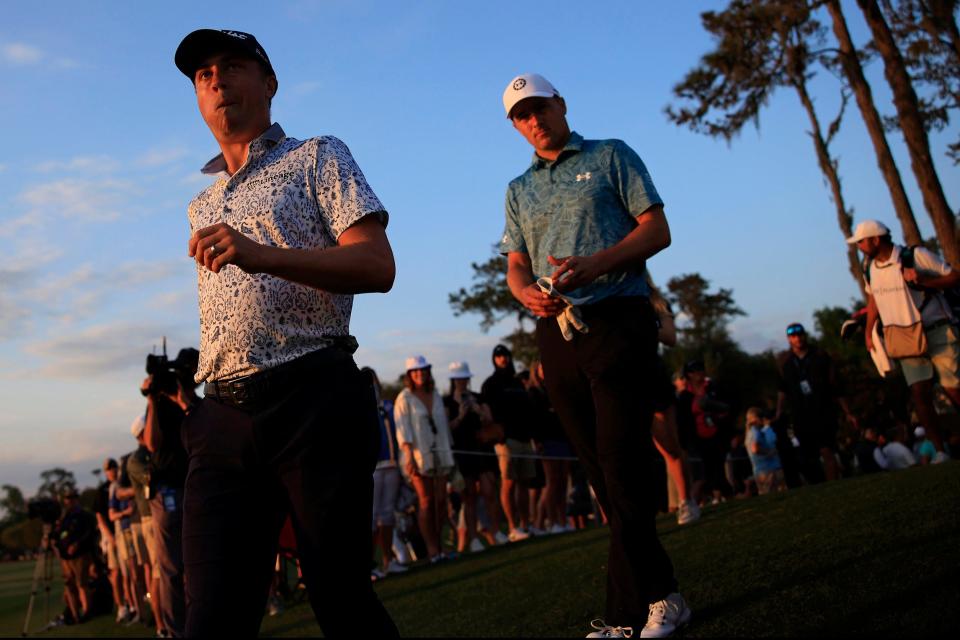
[899, 324, 960, 388]
[130, 521, 150, 566]
[101, 536, 119, 572]
[495, 438, 537, 482]
[140, 516, 157, 566]
[372, 466, 402, 529]
[61, 554, 91, 591]
[115, 528, 133, 576]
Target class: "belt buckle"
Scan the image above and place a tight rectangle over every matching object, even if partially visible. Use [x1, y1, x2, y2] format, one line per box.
[227, 375, 254, 408]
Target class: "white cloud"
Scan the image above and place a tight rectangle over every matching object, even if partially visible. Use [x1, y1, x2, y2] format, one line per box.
[33, 155, 119, 174]
[289, 80, 322, 97]
[17, 177, 140, 223]
[1, 42, 79, 69]
[2, 42, 42, 64]
[24, 320, 196, 378]
[137, 147, 189, 168]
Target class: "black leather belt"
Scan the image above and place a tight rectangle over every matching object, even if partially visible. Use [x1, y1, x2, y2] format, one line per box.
[204, 346, 351, 411]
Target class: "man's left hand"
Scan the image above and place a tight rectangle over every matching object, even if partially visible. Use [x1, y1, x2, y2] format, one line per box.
[548, 254, 605, 293]
[189, 223, 265, 274]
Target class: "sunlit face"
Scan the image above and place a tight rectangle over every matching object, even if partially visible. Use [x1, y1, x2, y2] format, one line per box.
[409, 367, 430, 389]
[105, 467, 118, 483]
[856, 236, 881, 258]
[494, 354, 511, 370]
[510, 97, 570, 155]
[194, 52, 276, 142]
[453, 377, 470, 392]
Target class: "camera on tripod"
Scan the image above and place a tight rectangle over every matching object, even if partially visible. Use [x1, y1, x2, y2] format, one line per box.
[26, 498, 62, 526]
[142, 337, 200, 397]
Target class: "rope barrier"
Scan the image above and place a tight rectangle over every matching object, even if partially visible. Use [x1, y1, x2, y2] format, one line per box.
[432, 446, 580, 462]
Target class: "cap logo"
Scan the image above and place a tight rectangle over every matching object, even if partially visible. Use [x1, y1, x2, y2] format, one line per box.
[513, 78, 527, 91]
[222, 30, 248, 40]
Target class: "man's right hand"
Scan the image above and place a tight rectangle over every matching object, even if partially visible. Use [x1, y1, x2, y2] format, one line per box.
[519, 283, 566, 318]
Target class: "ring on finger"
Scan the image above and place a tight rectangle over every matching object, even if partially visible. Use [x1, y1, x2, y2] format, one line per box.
[208, 244, 219, 256]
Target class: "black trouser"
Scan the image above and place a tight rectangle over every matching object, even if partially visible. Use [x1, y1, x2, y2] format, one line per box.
[537, 296, 678, 628]
[181, 349, 398, 637]
[149, 488, 185, 637]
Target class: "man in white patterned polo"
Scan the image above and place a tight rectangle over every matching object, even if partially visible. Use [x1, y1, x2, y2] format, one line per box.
[173, 29, 398, 637]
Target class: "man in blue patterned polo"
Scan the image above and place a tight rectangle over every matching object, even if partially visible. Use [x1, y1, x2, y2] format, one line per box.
[500, 73, 690, 639]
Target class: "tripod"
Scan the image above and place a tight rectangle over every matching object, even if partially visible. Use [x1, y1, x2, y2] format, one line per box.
[21, 523, 54, 637]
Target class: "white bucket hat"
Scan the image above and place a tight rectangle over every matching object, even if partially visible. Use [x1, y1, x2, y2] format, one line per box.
[502, 72, 560, 118]
[448, 361, 473, 379]
[405, 355, 431, 372]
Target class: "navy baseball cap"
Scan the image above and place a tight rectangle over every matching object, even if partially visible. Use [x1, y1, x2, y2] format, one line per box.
[175, 29, 275, 80]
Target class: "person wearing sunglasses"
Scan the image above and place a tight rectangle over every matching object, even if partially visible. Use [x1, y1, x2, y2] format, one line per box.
[394, 356, 456, 563]
[775, 323, 858, 483]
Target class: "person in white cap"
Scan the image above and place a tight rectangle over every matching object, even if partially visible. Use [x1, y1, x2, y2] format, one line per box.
[394, 356, 457, 562]
[499, 73, 689, 638]
[850, 219, 958, 464]
[912, 425, 937, 464]
[443, 361, 501, 552]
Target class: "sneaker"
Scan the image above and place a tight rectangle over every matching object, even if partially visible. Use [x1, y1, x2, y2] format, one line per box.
[469, 537, 485, 553]
[494, 530, 509, 545]
[586, 619, 633, 638]
[640, 593, 691, 638]
[528, 525, 547, 536]
[429, 554, 446, 564]
[932, 451, 951, 464]
[124, 612, 141, 627]
[549, 523, 566, 535]
[371, 567, 386, 581]
[508, 528, 530, 542]
[677, 500, 701, 526]
[115, 605, 128, 624]
[386, 559, 409, 574]
[267, 594, 284, 616]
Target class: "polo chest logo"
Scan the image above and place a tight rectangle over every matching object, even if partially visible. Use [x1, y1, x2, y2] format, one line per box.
[575, 172, 592, 182]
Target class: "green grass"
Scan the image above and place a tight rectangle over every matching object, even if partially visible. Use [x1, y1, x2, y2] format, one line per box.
[2, 463, 958, 637]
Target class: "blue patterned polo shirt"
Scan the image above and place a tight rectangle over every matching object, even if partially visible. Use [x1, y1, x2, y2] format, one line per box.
[188, 123, 387, 382]
[499, 131, 662, 302]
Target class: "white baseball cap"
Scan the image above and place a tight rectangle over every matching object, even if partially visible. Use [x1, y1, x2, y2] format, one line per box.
[503, 73, 560, 118]
[846, 220, 891, 244]
[448, 361, 473, 379]
[131, 413, 146, 438]
[914, 426, 926, 439]
[405, 355, 431, 372]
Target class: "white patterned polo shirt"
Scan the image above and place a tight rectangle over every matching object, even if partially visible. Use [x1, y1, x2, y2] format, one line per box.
[187, 123, 388, 382]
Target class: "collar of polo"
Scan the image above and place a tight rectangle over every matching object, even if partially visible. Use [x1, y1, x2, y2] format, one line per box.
[201, 122, 286, 176]
[531, 131, 583, 169]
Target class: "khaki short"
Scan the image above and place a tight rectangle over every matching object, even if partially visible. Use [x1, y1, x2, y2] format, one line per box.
[495, 439, 537, 482]
[899, 324, 960, 388]
[130, 521, 151, 566]
[61, 555, 91, 591]
[140, 517, 157, 566]
[101, 536, 119, 572]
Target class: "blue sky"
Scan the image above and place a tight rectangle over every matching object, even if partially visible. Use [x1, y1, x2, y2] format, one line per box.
[1, 0, 957, 495]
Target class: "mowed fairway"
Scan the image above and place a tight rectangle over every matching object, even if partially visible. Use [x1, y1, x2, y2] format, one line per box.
[2, 463, 958, 637]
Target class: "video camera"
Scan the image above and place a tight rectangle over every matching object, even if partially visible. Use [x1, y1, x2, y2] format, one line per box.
[27, 498, 62, 525]
[142, 337, 200, 397]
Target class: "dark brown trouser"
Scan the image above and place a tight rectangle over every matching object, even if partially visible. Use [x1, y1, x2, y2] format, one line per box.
[181, 349, 398, 638]
[537, 296, 678, 628]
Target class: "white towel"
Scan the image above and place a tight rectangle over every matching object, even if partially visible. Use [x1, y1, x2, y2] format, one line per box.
[536, 277, 592, 341]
